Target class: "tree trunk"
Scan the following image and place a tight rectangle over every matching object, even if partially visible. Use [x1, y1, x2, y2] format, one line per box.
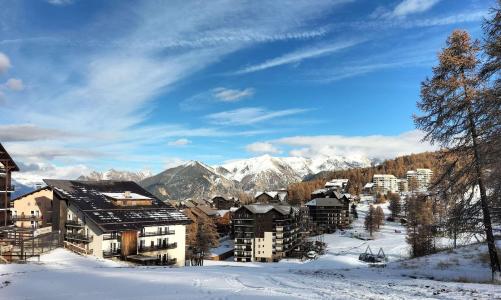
[462, 72, 501, 281]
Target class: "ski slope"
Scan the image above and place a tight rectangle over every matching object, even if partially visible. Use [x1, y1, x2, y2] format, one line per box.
[1, 203, 500, 299]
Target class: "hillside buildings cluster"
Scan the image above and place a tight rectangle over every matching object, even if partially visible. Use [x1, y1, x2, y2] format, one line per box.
[368, 169, 433, 195]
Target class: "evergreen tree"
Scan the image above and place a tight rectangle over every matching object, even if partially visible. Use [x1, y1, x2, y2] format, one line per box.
[406, 195, 435, 257]
[351, 203, 358, 219]
[364, 205, 377, 237]
[374, 206, 385, 229]
[388, 193, 402, 219]
[415, 29, 501, 279]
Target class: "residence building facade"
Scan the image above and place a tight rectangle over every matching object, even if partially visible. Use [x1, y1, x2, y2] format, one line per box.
[11, 187, 53, 229]
[233, 204, 300, 262]
[45, 180, 191, 266]
[0, 143, 19, 227]
[372, 174, 398, 194]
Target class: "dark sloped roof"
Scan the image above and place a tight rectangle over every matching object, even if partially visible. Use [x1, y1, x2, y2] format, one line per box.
[44, 179, 191, 232]
[305, 197, 344, 207]
[11, 186, 50, 201]
[237, 204, 292, 215]
[0, 143, 20, 171]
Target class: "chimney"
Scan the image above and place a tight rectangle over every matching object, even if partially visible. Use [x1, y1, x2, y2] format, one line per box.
[124, 191, 132, 198]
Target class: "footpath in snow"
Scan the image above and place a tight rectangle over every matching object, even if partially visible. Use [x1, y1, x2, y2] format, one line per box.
[1, 203, 500, 299]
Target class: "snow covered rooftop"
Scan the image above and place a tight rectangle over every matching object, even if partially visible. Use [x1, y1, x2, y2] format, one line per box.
[44, 179, 191, 232]
[101, 192, 152, 200]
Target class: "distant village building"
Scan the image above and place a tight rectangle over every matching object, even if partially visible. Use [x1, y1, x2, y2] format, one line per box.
[11, 187, 53, 229]
[44, 180, 191, 266]
[396, 178, 409, 193]
[211, 196, 239, 210]
[324, 179, 349, 192]
[233, 204, 300, 262]
[0, 143, 19, 227]
[362, 182, 375, 195]
[406, 169, 433, 192]
[306, 189, 351, 233]
[254, 190, 288, 204]
[372, 174, 398, 194]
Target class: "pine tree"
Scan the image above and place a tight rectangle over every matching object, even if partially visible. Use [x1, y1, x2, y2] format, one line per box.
[415, 29, 501, 279]
[406, 195, 435, 257]
[364, 205, 377, 237]
[351, 203, 358, 219]
[388, 193, 402, 219]
[374, 206, 385, 229]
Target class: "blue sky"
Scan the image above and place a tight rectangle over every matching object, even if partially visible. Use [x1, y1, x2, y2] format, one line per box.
[0, 0, 494, 178]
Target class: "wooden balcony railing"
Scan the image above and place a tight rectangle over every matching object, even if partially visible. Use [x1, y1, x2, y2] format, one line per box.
[138, 242, 177, 253]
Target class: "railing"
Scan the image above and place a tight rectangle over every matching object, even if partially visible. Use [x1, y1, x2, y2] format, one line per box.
[64, 241, 91, 255]
[12, 215, 41, 221]
[103, 250, 121, 258]
[103, 233, 120, 240]
[0, 184, 15, 192]
[139, 230, 175, 237]
[65, 233, 93, 243]
[138, 242, 177, 252]
[65, 220, 84, 227]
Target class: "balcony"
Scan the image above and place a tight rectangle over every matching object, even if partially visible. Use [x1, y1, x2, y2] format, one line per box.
[65, 220, 84, 228]
[234, 245, 252, 251]
[103, 249, 121, 258]
[65, 233, 93, 243]
[234, 250, 252, 257]
[103, 233, 120, 240]
[138, 242, 177, 253]
[12, 215, 41, 221]
[0, 184, 15, 192]
[139, 230, 175, 237]
[276, 226, 283, 232]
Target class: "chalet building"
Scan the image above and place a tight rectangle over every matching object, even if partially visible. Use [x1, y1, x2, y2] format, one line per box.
[233, 204, 300, 262]
[0, 143, 19, 227]
[324, 179, 349, 192]
[254, 190, 288, 204]
[307, 188, 351, 233]
[11, 187, 53, 229]
[44, 179, 191, 266]
[211, 196, 239, 210]
[363, 182, 375, 195]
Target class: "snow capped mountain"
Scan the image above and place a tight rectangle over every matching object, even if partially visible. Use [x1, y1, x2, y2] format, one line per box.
[140, 160, 240, 200]
[78, 169, 153, 182]
[218, 154, 373, 191]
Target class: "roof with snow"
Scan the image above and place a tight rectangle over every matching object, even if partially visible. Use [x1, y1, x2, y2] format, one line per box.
[305, 198, 344, 207]
[364, 183, 375, 188]
[44, 179, 191, 232]
[238, 204, 293, 215]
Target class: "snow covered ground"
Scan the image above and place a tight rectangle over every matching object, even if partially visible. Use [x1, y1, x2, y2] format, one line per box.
[1, 202, 500, 299]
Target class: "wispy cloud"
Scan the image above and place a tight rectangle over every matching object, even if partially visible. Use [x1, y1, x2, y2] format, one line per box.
[372, 0, 441, 19]
[0, 52, 11, 73]
[1, 1, 344, 168]
[46, 0, 74, 6]
[234, 40, 362, 74]
[0, 124, 78, 142]
[4, 78, 24, 91]
[207, 107, 309, 126]
[245, 142, 282, 155]
[168, 138, 192, 147]
[212, 87, 255, 102]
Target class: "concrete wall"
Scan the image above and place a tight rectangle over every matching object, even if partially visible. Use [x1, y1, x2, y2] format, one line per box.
[254, 231, 273, 261]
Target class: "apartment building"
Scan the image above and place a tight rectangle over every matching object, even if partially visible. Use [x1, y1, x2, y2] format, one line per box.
[306, 187, 351, 233]
[396, 178, 409, 193]
[233, 204, 300, 262]
[406, 168, 433, 192]
[45, 179, 191, 266]
[372, 174, 398, 194]
[254, 191, 288, 204]
[324, 179, 349, 192]
[0, 143, 19, 227]
[11, 187, 53, 229]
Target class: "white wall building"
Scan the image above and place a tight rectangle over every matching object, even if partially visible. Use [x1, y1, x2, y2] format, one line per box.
[406, 168, 433, 192]
[372, 174, 398, 194]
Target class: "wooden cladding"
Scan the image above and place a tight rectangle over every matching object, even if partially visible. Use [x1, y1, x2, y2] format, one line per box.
[121, 230, 138, 257]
